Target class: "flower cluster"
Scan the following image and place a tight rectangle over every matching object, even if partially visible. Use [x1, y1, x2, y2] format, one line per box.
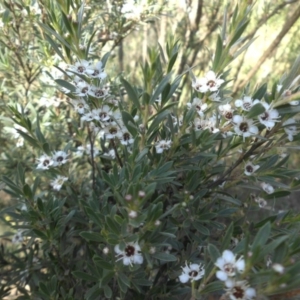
[215, 250, 256, 300]
[36, 151, 68, 170]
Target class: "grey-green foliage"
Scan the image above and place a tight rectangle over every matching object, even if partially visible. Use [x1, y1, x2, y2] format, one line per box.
[1, 1, 300, 300]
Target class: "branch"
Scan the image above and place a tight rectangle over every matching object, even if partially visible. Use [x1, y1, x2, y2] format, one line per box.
[233, 4, 300, 95]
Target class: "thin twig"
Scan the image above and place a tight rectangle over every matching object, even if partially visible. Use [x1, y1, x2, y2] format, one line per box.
[233, 4, 300, 96]
[110, 139, 123, 168]
[87, 126, 96, 190]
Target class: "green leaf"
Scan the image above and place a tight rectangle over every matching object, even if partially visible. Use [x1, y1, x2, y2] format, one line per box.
[246, 103, 265, 119]
[199, 281, 223, 295]
[121, 111, 138, 136]
[221, 222, 234, 251]
[147, 109, 171, 136]
[150, 72, 172, 104]
[72, 271, 96, 282]
[193, 222, 210, 235]
[252, 222, 271, 249]
[103, 285, 112, 299]
[212, 35, 223, 71]
[264, 190, 291, 199]
[80, 231, 104, 243]
[55, 79, 76, 93]
[207, 244, 221, 262]
[152, 252, 177, 262]
[23, 184, 33, 199]
[121, 78, 140, 109]
[93, 255, 114, 270]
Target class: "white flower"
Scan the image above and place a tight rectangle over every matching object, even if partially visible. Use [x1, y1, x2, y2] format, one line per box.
[114, 242, 143, 266]
[119, 130, 134, 145]
[244, 162, 260, 176]
[261, 182, 274, 194]
[209, 92, 221, 102]
[192, 71, 224, 93]
[204, 71, 224, 92]
[215, 250, 245, 281]
[128, 210, 138, 218]
[103, 125, 122, 140]
[81, 111, 94, 122]
[88, 86, 109, 98]
[235, 96, 260, 111]
[71, 98, 89, 114]
[258, 102, 280, 130]
[254, 197, 267, 208]
[179, 262, 205, 283]
[92, 105, 112, 122]
[283, 118, 297, 141]
[103, 149, 116, 159]
[76, 146, 85, 156]
[30, 2, 42, 15]
[52, 151, 68, 167]
[193, 118, 205, 131]
[50, 176, 68, 191]
[232, 115, 258, 140]
[36, 154, 54, 170]
[272, 263, 285, 274]
[225, 279, 256, 300]
[12, 230, 23, 244]
[86, 144, 100, 157]
[75, 81, 91, 97]
[68, 60, 91, 75]
[155, 140, 172, 153]
[219, 103, 234, 120]
[86, 61, 107, 79]
[187, 97, 208, 117]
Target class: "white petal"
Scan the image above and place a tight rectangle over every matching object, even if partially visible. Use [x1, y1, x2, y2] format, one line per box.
[236, 258, 245, 272]
[179, 273, 189, 283]
[123, 257, 131, 265]
[235, 99, 243, 108]
[215, 257, 225, 269]
[224, 278, 235, 288]
[216, 270, 227, 281]
[133, 254, 144, 264]
[232, 115, 243, 124]
[222, 250, 235, 263]
[245, 287, 256, 298]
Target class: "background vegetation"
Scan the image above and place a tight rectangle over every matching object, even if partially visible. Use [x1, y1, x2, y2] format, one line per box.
[1, 0, 300, 299]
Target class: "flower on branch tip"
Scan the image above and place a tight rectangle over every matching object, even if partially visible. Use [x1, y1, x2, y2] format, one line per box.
[215, 250, 245, 281]
[232, 115, 258, 140]
[192, 71, 224, 93]
[258, 102, 280, 130]
[179, 262, 205, 283]
[224, 279, 256, 300]
[52, 151, 68, 167]
[235, 96, 259, 111]
[187, 97, 208, 117]
[67, 60, 91, 75]
[155, 140, 172, 153]
[114, 242, 143, 266]
[85, 61, 107, 79]
[71, 98, 89, 114]
[50, 176, 68, 191]
[88, 86, 109, 98]
[219, 103, 234, 120]
[12, 230, 23, 244]
[283, 118, 297, 141]
[36, 154, 54, 170]
[260, 182, 274, 194]
[244, 162, 259, 176]
[254, 197, 267, 208]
